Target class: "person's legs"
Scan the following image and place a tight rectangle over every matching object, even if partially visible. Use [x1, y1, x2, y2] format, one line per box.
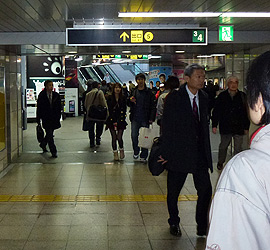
[218, 134, 232, 165]
[167, 170, 187, 226]
[131, 121, 140, 157]
[233, 134, 244, 155]
[117, 129, 125, 159]
[95, 121, 104, 145]
[45, 128, 57, 156]
[109, 128, 117, 151]
[193, 169, 212, 235]
[88, 121, 95, 147]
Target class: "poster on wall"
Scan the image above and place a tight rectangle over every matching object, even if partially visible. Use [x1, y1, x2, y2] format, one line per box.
[149, 66, 172, 86]
[65, 59, 79, 88]
[172, 69, 185, 84]
[65, 88, 78, 116]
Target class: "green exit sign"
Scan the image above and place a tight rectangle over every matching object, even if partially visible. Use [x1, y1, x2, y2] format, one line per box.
[219, 25, 234, 41]
[192, 30, 205, 43]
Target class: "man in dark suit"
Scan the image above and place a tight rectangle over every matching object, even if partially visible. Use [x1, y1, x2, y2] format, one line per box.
[37, 80, 62, 158]
[159, 64, 213, 237]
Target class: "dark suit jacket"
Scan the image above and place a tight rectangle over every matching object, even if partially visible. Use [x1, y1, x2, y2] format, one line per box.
[37, 90, 62, 130]
[161, 84, 213, 173]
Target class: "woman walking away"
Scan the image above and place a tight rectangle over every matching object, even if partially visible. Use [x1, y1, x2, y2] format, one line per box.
[106, 83, 127, 160]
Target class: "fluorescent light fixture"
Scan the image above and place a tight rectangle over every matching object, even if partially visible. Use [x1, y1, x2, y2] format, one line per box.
[220, 12, 270, 17]
[211, 54, 226, 57]
[118, 12, 220, 17]
[197, 55, 212, 58]
[119, 12, 270, 18]
[175, 50, 185, 53]
[122, 50, 131, 53]
[149, 55, 162, 59]
[75, 56, 83, 61]
[68, 51, 77, 54]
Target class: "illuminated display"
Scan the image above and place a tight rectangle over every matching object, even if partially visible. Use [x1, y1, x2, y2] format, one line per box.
[67, 28, 207, 46]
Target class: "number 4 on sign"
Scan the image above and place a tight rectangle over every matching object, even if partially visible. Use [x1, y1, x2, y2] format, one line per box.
[120, 32, 129, 42]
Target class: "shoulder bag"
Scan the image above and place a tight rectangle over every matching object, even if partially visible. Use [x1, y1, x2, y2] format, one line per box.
[88, 90, 107, 121]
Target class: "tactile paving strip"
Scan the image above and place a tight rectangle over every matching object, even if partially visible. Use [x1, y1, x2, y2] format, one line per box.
[0, 194, 198, 202]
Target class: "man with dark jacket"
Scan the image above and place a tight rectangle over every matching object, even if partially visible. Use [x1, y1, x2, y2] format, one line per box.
[212, 76, 250, 170]
[159, 64, 213, 237]
[37, 80, 62, 158]
[128, 73, 156, 162]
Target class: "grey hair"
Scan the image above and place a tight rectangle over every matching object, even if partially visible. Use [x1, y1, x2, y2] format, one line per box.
[184, 64, 205, 77]
[227, 76, 239, 83]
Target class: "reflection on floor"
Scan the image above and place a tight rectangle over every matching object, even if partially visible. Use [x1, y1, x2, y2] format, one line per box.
[0, 116, 223, 250]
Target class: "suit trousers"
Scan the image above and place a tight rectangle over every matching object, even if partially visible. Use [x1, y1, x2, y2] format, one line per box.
[40, 128, 57, 155]
[88, 121, 104, 146]
[218, 133, 244, 164]
[167, 169, 212, 231]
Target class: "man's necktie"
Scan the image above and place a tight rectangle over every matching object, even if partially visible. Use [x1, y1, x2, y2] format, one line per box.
[193, 96, 199, 122]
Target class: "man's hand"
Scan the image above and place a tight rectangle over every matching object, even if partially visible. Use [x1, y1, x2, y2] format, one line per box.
[158, 155, 168, 165]
[212, 127, 217, 134]
[130, 96, 136, 104]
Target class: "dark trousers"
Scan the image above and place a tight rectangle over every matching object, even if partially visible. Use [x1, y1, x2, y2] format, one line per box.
[88, 121, 104, 146]
[167, 169, 212, 231]
[40, 128, 57, 155]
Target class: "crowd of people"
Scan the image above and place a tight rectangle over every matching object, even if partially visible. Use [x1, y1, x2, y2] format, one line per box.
[36, 51, 270, 249]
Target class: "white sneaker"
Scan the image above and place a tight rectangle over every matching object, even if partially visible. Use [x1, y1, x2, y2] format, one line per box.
[133, 154, 139, 159]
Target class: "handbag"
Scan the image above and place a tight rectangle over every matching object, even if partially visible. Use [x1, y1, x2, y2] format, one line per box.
[138, 125, 158, 149]
[88, 90, 107, 121]
[148, 137, 166, 176]
[82, 114, 89, 131]
[36, 124, 44, 143]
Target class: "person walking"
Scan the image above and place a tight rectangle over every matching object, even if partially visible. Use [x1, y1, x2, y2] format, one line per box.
[206, 51, 270, 250]
[106, 83, 127, 161]
[37, 80, 62, 158]
[128, 73, 156, 162]
[84, 81, 108, 148]
[159, 64, 213, 237]
[212, 76, 250, 170]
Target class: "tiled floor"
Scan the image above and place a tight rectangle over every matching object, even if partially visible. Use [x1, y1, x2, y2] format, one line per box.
[0, 116, 226, 250]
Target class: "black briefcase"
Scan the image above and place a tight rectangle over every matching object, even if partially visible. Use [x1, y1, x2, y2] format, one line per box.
[36, 124, 44, 143]
[148, 137, 166, 176]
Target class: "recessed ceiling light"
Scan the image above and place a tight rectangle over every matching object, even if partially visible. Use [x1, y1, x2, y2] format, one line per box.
[68, 51, 77, 54]
[175, 50, 185, 53]
[211, 54, 226, 57]
[122, 50, 131, 53]
[197, 55, 212, 58]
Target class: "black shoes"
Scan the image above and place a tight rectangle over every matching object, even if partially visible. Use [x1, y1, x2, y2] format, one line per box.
[90, 144, 95, 148]
[39, 144, 48, 153]
[52, 153, 58, 158]
[197, 227, 207, 237]
[217, 162, 223, 170]
[170, 224, 182, 237]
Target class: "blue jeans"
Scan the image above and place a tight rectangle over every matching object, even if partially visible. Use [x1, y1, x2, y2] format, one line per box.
[131, 120, 149, 159]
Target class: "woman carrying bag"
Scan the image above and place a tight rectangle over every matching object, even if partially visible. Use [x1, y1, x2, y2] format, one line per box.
[106, 83, 127, 160]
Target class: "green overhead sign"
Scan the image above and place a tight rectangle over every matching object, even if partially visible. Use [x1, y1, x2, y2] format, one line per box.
[219, 25, 234, 42]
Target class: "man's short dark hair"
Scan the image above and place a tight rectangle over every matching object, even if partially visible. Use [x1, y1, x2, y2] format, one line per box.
[135, 73, 146, 81]
[44, 80, 52, 87]
[159, 73, 166, 79]
[184, 64, 205, 77]
[92, 81, 99, 89]
[246, 51, 270, 125]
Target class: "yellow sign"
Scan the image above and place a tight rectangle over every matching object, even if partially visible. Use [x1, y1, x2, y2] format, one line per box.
[130, 55, 138, 60]
[102, 55, 110, 59]
[144, 32, 154, 41]
[120, 32, 129, 42]
[131, 30, 143, 43]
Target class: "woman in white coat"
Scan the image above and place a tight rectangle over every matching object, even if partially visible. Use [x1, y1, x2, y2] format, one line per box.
[206, 51, 270, 250]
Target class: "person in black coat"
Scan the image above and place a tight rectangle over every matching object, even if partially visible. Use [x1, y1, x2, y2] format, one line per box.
[212, 76, 250, 170]
[106, 83, 127, 160]
[159, 64, 213, 237]
[37, 80, 62, 158]
[128, 73, 156, 162]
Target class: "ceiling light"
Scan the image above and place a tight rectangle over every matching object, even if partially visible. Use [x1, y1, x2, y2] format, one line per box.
[149, 55, 161, 59]
[220, 12, 270, 18]
[211, 54, 226, 57]
[122, 50, 131, 53]
[68, 51, 77, 54]
[175, 50, 185, 53]
[118, 12, 220, 18]
[197, 55, 212, 58]
[75, 56, 83, 61]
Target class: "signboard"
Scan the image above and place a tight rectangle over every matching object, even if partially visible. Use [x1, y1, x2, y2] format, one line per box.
[67, 28, 207, 46]
[219, 25, 234, 41]
[94, 54, 149, 60]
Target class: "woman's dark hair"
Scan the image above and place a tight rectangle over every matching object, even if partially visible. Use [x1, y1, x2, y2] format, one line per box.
[166, 76, 180, 90]
[135, 73, 146, 81]
[92, 81, 99, 89]
[111, 83, 124, 105]
[246, 51, 270, 125]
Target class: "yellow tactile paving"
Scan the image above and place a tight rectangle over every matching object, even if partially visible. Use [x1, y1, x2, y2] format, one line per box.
[0, 194, 198, 202]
